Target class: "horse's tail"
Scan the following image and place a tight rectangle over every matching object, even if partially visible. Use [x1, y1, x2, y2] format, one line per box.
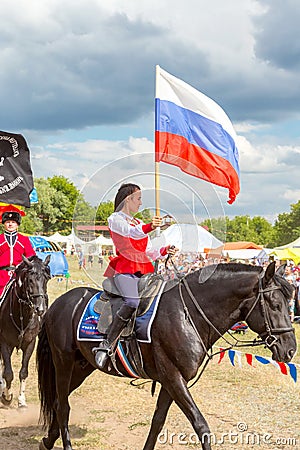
[36, 322, 56, 428]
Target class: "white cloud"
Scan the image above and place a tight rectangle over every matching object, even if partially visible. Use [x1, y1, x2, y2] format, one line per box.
[0, 0, 299, 221]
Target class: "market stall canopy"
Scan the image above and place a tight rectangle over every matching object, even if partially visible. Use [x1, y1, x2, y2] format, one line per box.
[271, 247, 300, 265]
[273, 237, 300, 250]
[222, 249, 264, 261]
[47, 232, 71, 243]
[221, 241, 265, 262]
[151, 223, 223, 253]
[271, 236, 300, 264]
[29, 236, 69, 276]
[223, 241, 263, 250]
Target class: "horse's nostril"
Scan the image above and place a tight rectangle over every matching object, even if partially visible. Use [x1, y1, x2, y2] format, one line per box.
[287, 348, 295, 360]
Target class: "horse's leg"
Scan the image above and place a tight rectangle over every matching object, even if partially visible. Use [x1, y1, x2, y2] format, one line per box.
[0, 358, 5, 396]
[0, 344, 14, 406]
[150, 348, 211, 450]
[53, 354, 74, 450]
[42, 362, 95, 450]
[162, 373, 211, 450]
[18, 340, 36, 408]
[143, 386, 173, 450]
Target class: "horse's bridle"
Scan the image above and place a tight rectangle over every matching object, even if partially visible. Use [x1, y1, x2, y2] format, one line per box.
[9, 268, 48, 347]
[243, 275, 294, 348]
[176, 267, 294, 353]
[13, 270, 48, 308]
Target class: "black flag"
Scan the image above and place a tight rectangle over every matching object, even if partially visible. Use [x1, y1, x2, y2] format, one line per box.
[0, 131, 34, 207]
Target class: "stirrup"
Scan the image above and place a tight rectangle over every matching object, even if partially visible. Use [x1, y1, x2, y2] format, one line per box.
[92, 339, 109, 354]
[94, 349, 109, 369]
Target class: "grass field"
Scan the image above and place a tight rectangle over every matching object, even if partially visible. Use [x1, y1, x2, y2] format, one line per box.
[0, 255, 299, 450]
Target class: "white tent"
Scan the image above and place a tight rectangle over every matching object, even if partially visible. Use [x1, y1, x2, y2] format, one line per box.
[151, 223, 223, 253]
[62, 231, 114, 256]
[94, 235, 114, 246]
[48, 232, 71, 243]
[222, 249, 263, 261]
[274, 237, 300, 250]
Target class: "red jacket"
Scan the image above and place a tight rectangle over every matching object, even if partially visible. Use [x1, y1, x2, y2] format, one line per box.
[104, 211, 166, 277]
[0, 232, 36, 295]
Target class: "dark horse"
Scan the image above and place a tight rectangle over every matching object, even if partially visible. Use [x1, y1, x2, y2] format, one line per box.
[0, 255, 51, 407]
[37, 262, 296, 450]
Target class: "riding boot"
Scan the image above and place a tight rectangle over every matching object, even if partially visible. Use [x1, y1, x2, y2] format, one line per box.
[94, 304, 136, 369]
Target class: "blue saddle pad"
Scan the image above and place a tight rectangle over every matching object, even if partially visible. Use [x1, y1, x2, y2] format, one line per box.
[77, 291, 161, 343]
[77, 292, 103, 340]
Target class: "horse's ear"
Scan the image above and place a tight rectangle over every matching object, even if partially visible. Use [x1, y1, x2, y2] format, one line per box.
[22, 254, 33, 268]
[44, 255, 51, 266]
[276, 263, 286, 277]
[263, 261, 276, 284]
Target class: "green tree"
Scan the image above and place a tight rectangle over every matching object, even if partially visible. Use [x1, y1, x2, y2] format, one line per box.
[201, 217, 226, 242]
[49, 175, 95, 233]
[202, 215, 276, 246]
[26, 178, 71, 234]
[274, 200, 300, 246]
[96, 201, 114, 225]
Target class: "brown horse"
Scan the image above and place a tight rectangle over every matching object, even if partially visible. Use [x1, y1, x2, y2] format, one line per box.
[37, 262, 296, 450]
[0, 255, 51, 407]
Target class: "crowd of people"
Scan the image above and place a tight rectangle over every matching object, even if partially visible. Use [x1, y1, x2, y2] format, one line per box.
[155, 252, 300, 323]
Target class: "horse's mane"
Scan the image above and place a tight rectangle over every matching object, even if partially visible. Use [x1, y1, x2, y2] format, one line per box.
[186, 263, 293, 299]
[209, 263, 263, 274]
[16, 255, 47, 274]
[187, 262, 263, 284]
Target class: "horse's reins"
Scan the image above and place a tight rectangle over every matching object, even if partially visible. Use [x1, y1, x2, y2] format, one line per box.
[165, 257, 294, 388]
[8, 269, 48, 347]
[244, 276, 294, 348]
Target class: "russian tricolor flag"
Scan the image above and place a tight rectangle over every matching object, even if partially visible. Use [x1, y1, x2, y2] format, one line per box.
[155, 66, 240, 204]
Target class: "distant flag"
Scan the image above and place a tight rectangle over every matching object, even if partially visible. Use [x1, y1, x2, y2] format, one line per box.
[0, 131, 34, 207]
[155, 66, 240, 204]
[30, 187, 38, 204]
[29, 236, 50, 250]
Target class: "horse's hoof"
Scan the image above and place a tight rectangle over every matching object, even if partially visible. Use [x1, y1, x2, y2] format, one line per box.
[18, 403, 28, 409]
[1, 393, 13, 406]
[39, 438, 51, 450]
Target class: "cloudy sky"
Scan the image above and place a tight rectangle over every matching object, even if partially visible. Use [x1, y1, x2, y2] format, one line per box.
[1, 0, 300, 225]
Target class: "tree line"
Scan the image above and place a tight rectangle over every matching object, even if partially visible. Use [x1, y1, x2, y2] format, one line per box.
[13, 175, 300, 248]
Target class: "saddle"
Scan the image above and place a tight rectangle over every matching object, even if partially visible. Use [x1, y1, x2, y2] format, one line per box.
[95, 273, 178, 336]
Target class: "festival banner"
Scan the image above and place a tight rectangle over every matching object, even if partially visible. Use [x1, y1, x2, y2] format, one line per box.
[217, 348, 298, 383]
[155, 66, 240, 204]
[0, 131, 34, 207]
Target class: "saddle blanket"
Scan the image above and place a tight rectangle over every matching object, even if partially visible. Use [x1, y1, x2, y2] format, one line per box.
[77, 290, 162, 343]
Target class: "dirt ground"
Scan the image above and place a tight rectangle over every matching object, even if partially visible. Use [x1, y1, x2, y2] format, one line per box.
[0, 348, 299, 450]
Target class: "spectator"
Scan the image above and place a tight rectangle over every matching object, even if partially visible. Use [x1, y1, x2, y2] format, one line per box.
[87, 251, 94, 268]
[283, 265, 296, 323]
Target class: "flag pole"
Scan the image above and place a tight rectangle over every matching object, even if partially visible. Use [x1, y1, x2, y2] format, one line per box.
[155, 161, 160, 216]
[155, 65, 161, 236]
[155, 65, 161, 218]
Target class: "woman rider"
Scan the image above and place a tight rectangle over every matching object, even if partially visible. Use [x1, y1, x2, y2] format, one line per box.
[94, 183, 176, 369]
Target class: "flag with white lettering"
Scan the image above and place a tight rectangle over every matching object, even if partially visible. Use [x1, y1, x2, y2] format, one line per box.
[0, 131, 34, 207]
